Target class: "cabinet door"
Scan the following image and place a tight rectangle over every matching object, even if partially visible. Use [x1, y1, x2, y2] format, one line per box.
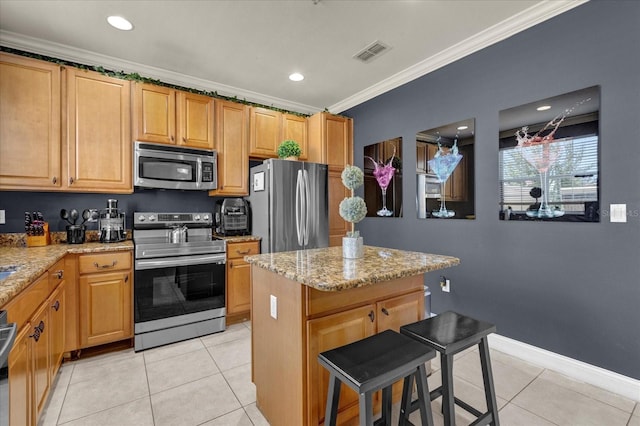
[210, 100, 249, 196]
[79, 270, 132, 348]
[48, 282, 66, 380]
[249, 107, 280, 158]
[65, 68, 132, 192]
[307, 305, 375, 426]
[133, 83, 176, 144]
[324, 114, 352, 170]
[9, 324, 33, 426]
[416, 142, 427, 173]
[227, 259, 251, 315]
[31, 302, 50, 417]
[0, 53, 61, 190]
[281, 113, 308, 160]
[177, 91, 214, 149]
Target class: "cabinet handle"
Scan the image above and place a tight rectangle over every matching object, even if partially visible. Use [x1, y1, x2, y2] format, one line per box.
[53, 270, 63, 279]
[229, 261, 233, 268]
[381, 307, 389, 316]
[236, 249, 251, 255]
[30, 328, 41, 342]
[125, 274, 129, 283]
[171, 136, 175, 142]
[182, 136, 186, 142]
[37, 320, 45, 333]
[94, 260, 117, 269]
[368, 310, 375, 322]
[52, 300, 60, 311]
[52, 176, 57, 184]
[69, 177, 74, 185]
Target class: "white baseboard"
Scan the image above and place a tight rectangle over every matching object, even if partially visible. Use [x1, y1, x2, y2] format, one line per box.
[488, 334, 640, 402]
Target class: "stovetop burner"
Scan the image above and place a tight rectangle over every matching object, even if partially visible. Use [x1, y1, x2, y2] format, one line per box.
[133, 212, 225, 259]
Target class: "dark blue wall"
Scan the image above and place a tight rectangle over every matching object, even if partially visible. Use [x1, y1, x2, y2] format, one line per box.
[345, 1, 640, 379]
[0, 189, 219, 233]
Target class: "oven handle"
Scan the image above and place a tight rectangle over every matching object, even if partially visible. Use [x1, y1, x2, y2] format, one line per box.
[135, 254, 226, 270]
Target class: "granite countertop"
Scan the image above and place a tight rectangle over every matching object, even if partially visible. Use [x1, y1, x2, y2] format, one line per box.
[0, 241, 133, 307]
[245, 245, 460, 291]
[213, 234, 261, 243]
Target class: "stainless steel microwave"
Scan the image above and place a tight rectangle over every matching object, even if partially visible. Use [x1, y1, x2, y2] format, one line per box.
[134, 142, 217, 191]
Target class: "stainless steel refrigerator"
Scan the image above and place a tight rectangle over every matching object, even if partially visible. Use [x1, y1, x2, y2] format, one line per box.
[249, 159, 329, 253]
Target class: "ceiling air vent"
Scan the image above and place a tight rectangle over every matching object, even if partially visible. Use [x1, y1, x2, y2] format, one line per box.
[353, 40, 391, 63]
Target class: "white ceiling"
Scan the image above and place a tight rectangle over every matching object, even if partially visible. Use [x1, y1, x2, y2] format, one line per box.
[0, 0, 586, 115]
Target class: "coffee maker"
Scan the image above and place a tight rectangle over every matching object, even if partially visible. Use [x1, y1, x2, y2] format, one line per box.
[99, 199, 126, 242]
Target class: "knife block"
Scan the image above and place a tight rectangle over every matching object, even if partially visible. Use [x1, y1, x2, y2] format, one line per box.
[26, 222, 51, 247]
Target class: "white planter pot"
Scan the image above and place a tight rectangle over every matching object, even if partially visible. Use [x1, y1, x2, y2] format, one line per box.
[342, 236, 363, 259]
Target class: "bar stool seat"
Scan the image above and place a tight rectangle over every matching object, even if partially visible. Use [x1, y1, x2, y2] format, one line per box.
[318, 329, 436, 426]
[400, 311, 500, 426]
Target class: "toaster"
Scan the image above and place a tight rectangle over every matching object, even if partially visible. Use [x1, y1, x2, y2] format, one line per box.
[215, 198, 250, 236]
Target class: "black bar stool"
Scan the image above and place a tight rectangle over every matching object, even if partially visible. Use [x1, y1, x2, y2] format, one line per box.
[318, 329, 436, 426]
[400, 311, 499, 426]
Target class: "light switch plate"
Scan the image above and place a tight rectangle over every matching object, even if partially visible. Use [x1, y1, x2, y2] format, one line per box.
[0, 209, 5, 224]
[610, 204, 627, 223]
[254, 171, 265, 191]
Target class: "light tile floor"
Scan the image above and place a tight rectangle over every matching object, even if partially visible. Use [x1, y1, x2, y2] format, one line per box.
[39, 321, 639, 426]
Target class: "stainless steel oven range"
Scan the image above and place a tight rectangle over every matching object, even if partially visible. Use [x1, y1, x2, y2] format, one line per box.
[133, 212, 226, 351]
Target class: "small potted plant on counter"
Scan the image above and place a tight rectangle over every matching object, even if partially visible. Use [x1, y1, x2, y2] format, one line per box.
[339, 165, 367, 258]
[277, 139, 302, 160]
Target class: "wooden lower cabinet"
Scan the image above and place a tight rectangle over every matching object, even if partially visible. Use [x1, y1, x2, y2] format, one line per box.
[79, 269, 132, 348]
[307, 305, 376, 426]
[9, 324, 32, 426]
[252, 266, 424, 426]
[226, 241, 260, 318]
[6, 264, 67, 426]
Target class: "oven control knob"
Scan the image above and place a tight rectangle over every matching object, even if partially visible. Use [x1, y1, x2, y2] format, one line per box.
[149, 215, 156, 222]
[138, 215, 145, 222]
[194, 214, 201, 221]
[203, 214, 210, 221]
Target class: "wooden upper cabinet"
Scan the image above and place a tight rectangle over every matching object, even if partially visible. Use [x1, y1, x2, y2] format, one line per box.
[281, 113, 308, 160]
[416, 142, 428, 173]
[307, 111, 353, 169]
[65, 68, 132, 192]
[133, 82, 214, 149]
[132, 83, 176, 144]
[210, 100, 249, 196]
[249, 107, 281, 158]
[177, 91, 214, 149]
[0, 53, 62, 190]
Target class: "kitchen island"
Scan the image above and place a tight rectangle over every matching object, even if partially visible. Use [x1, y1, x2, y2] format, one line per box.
[245, 245, 459, 426]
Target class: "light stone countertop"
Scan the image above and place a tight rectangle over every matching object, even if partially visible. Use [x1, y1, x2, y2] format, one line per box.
[0, 241, 133, 307]
[245, 245, 460, 292]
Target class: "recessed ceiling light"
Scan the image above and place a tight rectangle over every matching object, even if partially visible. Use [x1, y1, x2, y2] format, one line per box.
[289, 72, 304, 82]
[457, 125, 468, 130]
[107, 16, 133, 31]
[536, 105, 551, 111]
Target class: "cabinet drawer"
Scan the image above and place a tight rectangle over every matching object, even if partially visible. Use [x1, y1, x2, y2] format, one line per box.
[6, 272, 49, 329]
[78, 251, 131, 274]
[227, 241, 260, 260]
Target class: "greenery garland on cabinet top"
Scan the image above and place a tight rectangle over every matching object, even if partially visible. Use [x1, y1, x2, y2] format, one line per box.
[0, 45, 309, 117]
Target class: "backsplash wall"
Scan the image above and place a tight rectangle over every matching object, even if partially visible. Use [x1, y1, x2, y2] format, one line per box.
[0, 189, 222, 233]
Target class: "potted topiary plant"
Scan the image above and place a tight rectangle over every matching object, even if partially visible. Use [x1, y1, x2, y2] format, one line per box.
[277, 139, 302, 160]
[339, 165, 367, 258]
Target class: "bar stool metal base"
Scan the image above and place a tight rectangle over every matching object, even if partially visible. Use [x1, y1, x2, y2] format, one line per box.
[318, 329, 437, 426]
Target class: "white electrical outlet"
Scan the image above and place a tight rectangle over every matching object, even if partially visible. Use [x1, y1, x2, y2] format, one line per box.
[0, 209, 5, 225]
[443, 279, 450, 293]
[610, 204, 627, 223]
[270, 295, 277, 319]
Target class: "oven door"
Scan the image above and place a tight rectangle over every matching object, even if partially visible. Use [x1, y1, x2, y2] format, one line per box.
[134, 254, 226, 324]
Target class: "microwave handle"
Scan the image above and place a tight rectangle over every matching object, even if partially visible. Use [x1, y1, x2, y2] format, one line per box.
[196, 158, 202, 188]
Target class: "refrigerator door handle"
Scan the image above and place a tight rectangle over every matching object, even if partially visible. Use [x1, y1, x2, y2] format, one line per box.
[303, 169, 310, 245]
[296, 169, 304, 246]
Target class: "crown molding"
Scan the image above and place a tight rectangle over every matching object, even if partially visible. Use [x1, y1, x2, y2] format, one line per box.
[0, 30, 319, 115]
[329, 0, 589, 114]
